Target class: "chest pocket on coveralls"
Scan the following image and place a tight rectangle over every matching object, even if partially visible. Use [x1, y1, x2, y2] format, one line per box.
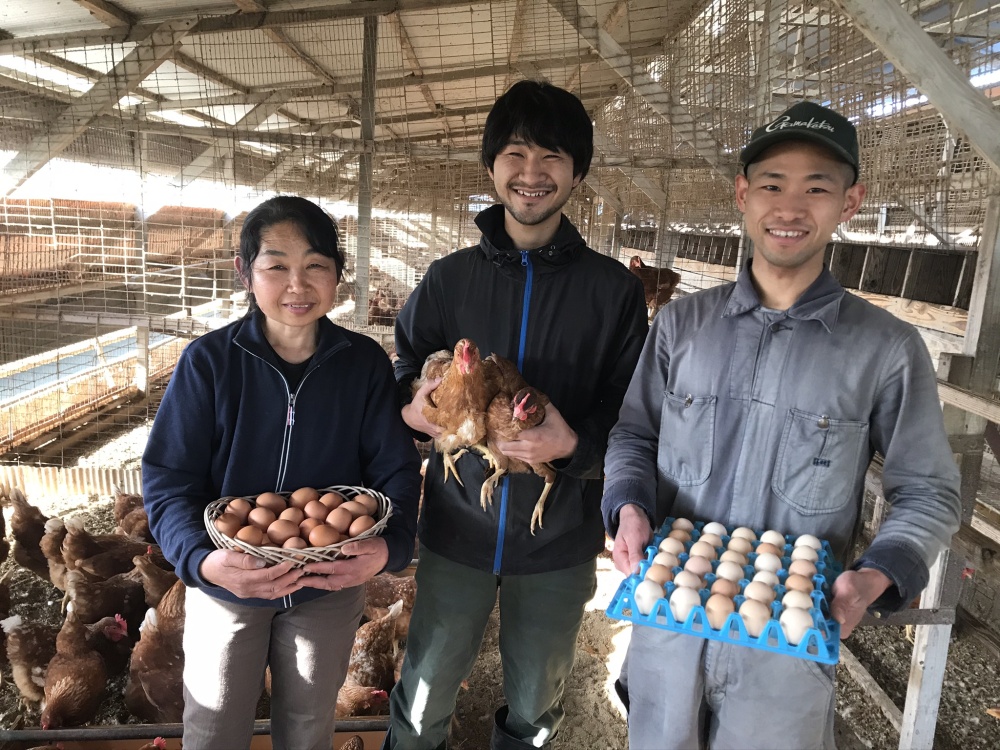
[773, 408, 869, 515]
[658, 392, 716, 486]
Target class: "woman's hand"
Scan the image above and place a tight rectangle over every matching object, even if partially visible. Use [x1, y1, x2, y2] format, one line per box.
[199, 549, 305, 600]
[300, 537, 390, 591]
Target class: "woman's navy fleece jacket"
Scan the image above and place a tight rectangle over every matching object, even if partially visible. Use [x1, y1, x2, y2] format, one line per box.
[142, 312, 422, 608]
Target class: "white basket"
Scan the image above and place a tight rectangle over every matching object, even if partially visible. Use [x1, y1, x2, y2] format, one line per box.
[204, 485, 393, 567]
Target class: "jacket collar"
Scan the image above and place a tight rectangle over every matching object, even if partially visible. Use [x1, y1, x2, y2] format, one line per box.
[474, 204, 584, 269]
[234, 310, 351, 367]
[723, 260, 845, 333]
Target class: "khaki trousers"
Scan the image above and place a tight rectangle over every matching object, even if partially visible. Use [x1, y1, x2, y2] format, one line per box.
[182, 585, 364, 750]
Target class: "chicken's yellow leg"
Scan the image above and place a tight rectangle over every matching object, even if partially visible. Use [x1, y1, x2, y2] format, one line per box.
[441, 449, 468, 486]
[529, 479, 556, 535]
[480, 468, 506, 510]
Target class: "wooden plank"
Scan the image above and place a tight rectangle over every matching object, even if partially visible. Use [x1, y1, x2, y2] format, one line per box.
[831, 0, 1000, 173]
[937, 381, 1000, 424]
[840, 644, 903, 732]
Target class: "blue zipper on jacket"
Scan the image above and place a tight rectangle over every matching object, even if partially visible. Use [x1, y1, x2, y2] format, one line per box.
[493, 250, 533, 574]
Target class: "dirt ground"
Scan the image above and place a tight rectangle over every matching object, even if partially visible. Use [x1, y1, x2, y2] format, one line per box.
[2, 424, 1000, 748]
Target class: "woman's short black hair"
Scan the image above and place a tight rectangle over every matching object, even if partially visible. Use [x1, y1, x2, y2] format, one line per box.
[481, 81, 594, 180]
[238, 196, 345, 310]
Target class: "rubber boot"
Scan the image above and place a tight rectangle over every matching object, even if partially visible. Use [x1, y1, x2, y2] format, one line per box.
[490, 706, 552, 750]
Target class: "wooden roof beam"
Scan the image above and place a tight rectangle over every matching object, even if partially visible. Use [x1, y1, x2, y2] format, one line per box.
[831, 0, 1000, 173]
[0, 0, 476, 55]
[170, 91, 287, 187]
[1, 19, 195, 197]
[71, 0, 135, 29]
[388, 11, 452, 145]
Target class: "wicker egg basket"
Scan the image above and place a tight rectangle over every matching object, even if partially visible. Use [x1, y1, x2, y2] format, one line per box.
[204, 485, 393, 567]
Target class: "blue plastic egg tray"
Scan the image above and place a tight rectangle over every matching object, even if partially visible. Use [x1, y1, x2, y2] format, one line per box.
[605, 518, 843, 664]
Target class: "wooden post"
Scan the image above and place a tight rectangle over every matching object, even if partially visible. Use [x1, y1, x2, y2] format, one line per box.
[135, 324, 149, 396]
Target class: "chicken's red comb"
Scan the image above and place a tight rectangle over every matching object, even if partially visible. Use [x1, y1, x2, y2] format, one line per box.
[146, 545, 153, 555]
[114, 613, 128, 633]
[154, 738, 167, 749]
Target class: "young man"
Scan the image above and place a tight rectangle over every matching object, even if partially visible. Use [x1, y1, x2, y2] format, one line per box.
[603, 101, 962, 749]
[387, 81, 648, 749]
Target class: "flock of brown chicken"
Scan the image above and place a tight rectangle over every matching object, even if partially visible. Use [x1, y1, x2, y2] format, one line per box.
[0, 484, 416, 744]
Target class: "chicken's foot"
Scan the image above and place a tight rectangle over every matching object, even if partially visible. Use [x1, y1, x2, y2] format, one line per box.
[480, 469, 506, 511]
[529, 478, 556, 536]
[441, 449, 467, 486]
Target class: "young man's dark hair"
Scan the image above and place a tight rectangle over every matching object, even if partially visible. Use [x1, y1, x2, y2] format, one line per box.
[481, 80, 594, 179]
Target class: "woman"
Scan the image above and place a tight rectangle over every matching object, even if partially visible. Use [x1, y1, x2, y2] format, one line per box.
[142, 195, 421, 750]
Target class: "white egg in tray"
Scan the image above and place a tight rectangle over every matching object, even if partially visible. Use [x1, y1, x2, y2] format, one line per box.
[604, 517, 842, 664]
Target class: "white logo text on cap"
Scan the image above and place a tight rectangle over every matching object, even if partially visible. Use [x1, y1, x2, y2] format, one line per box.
[765, 116, 836, 134]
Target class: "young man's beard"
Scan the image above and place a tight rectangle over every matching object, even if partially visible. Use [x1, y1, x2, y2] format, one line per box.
[499, 193, 568, 228]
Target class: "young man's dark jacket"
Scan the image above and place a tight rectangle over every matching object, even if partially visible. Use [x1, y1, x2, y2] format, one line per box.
[394, 204, 648, 575]
[142, 311, 422, 608]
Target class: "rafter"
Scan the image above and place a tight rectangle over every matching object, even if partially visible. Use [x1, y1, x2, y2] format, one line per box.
[71, 0, 135, 28]
[1, 19, 196, 197]
[564, 0, 629, 93]
[171, 91, 287, 186]
[388, 11, 452, 145]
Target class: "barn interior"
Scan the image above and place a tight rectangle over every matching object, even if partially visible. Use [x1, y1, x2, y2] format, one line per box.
[1, 1, 1000, 748]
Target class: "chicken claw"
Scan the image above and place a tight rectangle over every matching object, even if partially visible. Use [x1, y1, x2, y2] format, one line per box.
[480, 469, 506, 510]
[529, 479, 556, 536]
[441, 449, 467, 486]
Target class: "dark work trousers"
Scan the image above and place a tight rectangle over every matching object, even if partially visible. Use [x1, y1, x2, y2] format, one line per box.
[387, 546, 597, 749]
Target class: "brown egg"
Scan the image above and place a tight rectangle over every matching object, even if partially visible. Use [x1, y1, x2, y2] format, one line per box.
[698, 532, 724, 549]
[338, 500, 369, 518]
[279, 507, 305, 525]
[667, 529, 691, 544]
[283, 536, 308, 550]
[644, 563, 674, 586]
[710, 578, 740, 599]
[327, 506, 354, 534]
[214, 513, 242, 538]
[689, 541, 718, 561]
[348, 514, 376, 537]
[266, 519, 300, 546]
[235, 525, 265, 545]
[705, 593, 736, 630]
[319, 491, 346, 509]
[248, 507, 277, 530]
[353, 493, 380, 515]
[755, 541, 783, 557]
[226, 497, 253, 523]
[255, 492, 287, 514]
[309, 524, 343, 547]
[784, 573, 815, 593]
[727, 537, 753, 556]
[788, 559, 818, 579]
[299, 518, 323, 538]
[289, 487, 320, 509]
[684, 555, 713, 579]
[304, 500, 330, 520]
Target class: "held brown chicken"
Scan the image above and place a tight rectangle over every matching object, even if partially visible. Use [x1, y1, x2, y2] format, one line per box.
[417, 339, 501, 485]
[629, 255, 681, 318]
[40, 612, 118, 729]
[125, 579, 186, 724]
[3, 487, 51, 581]
[481, 354, 556, 535]
[345, 600, 403, 691]
[1, 614, 59, 704]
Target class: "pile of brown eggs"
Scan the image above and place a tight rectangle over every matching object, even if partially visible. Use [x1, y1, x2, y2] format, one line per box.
[213, 487, 380, 549]
[633, 518, 825, 646]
